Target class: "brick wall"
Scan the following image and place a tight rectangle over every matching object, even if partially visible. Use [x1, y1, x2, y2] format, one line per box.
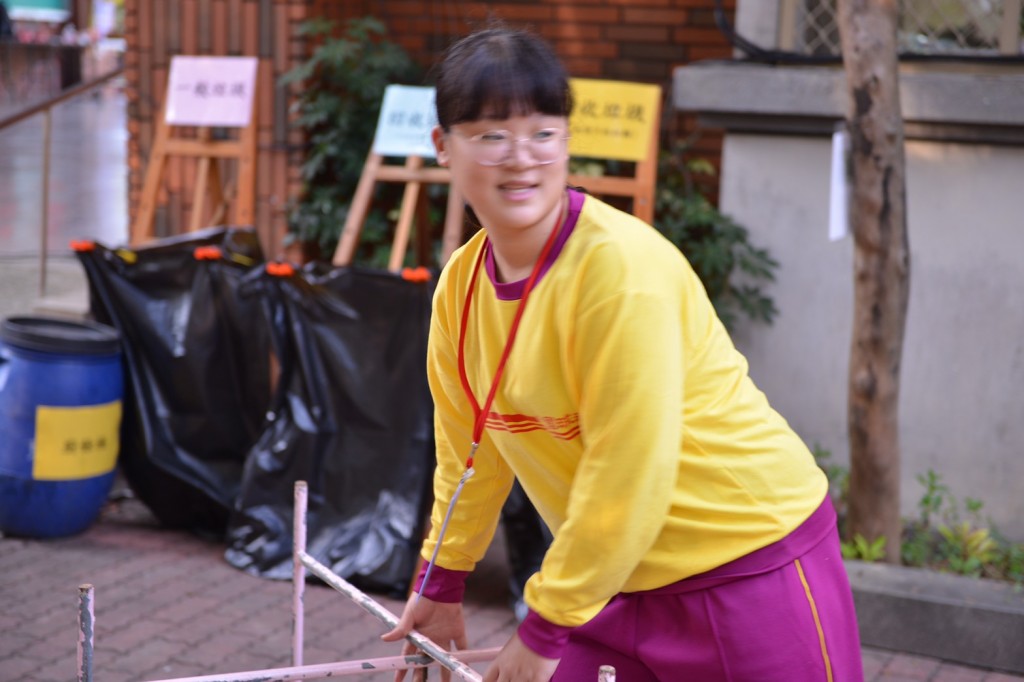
[125, 0, 735, 257]
[317, 0, 735, 169]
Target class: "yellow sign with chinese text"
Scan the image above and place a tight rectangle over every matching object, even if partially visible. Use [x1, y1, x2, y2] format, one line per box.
[33, 401, 122, 480]
[568, 79, 661, 162]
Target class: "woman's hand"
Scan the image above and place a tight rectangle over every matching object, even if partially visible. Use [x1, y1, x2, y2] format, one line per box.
[381, 594, 469, 682]
[483, 633, 559, 682]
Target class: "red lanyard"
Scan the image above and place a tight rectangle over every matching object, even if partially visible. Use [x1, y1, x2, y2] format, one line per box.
[456, 218, 562, 469]
[417, 210, 564, 607]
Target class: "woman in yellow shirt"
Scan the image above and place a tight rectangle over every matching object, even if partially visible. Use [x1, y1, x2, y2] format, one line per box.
[383, 25, 862, 682]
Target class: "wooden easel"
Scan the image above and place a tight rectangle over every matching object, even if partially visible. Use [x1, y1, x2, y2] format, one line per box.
[566, 94, 661, 226]
[564, 80, 662, 227]
[331, 80, 662, 269]
[131, 97, 257, 245]
[331, 152, 463, 271]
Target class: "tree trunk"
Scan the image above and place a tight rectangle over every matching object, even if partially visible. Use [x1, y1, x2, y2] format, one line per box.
[836, 0, 909, 563]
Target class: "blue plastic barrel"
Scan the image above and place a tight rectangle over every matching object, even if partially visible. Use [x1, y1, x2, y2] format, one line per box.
[0, 316, 123, 538]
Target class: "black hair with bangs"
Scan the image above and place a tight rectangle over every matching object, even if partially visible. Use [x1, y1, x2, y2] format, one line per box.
[434, 26, 573, 130]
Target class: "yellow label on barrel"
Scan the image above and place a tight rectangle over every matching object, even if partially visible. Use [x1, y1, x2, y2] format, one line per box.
[33, 401, 122, 481]
[568, 78, 661, 162]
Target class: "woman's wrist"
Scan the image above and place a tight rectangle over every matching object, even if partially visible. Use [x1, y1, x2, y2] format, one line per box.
[516, 609, 573, 660]
[412, 562, 471, 603]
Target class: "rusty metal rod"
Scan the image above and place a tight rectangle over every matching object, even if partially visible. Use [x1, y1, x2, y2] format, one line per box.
[77, 584, 94, 682]
[300, 551, 484, 682]
[0, 67, 124, 133]
[145, 647, 501, 682]
[39, 107, 51, 297]
[292, 480, 307, 667]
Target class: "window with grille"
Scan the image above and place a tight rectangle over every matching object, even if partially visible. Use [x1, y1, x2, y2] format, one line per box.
[782, 0, 1023, 56]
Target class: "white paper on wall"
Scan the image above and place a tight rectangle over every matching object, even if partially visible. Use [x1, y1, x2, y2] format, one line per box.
[829, 126, 849, 242]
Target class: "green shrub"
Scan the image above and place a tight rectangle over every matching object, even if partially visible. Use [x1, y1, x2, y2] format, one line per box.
[813, 450, 1023, 586]
[281, 17, 422, 264]
[901, 469, 1024, 583]
[841, 534, 887, 562]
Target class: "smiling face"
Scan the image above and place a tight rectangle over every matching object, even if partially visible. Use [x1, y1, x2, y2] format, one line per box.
[432, 27, 574, 241]
[434, 113, 569, 238]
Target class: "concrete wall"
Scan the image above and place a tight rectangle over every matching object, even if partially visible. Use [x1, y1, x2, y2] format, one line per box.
[721, 133, 1024, 540]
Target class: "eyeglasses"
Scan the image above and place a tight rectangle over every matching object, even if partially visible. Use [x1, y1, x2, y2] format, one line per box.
[450, 128, 569, 167]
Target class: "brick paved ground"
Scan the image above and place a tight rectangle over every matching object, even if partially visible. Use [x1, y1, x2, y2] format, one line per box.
[0, 491, 516, 682]
[1, 488, 1021, 682]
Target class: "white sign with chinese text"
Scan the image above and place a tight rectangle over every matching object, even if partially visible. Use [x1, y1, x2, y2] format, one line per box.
[165, 56, 258, 128]
[372, 85, 438, 158]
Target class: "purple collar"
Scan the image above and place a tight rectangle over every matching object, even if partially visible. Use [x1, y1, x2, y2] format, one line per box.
[486, 188, 585, 301]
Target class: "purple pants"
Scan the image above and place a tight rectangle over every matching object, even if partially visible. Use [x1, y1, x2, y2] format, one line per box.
[551, 515, 862, 681]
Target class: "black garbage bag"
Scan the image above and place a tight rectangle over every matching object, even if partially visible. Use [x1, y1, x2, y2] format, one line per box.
[75, 227, 271, 534]
[225, 263, 435, 596]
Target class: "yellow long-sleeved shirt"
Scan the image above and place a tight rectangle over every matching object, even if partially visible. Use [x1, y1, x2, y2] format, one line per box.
[422, 190, 827, 636]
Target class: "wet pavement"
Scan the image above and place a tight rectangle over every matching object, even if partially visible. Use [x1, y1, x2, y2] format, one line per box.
[0, 77, 126, 321]
[0, 79, 128, 259]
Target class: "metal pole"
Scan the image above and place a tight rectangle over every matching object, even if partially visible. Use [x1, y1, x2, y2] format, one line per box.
[292, 480, 307, 667]
[145, 648, 501, 682]
[39, 107, 52, 297]
[300, 552, 484, 682]
[77, 584, 94, 682]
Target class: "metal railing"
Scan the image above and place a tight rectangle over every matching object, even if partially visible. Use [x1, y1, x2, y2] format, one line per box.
[778, 0, 1024, 57]
[0, 66, 124, 297]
